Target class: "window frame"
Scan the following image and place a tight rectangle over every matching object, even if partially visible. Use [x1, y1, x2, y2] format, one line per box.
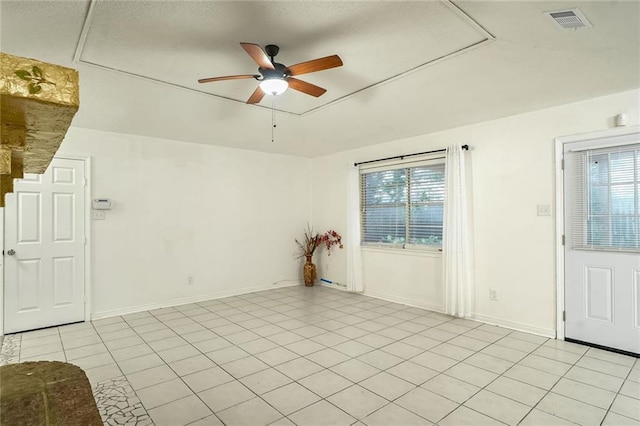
[359, 156, 445, 252]
[566, 143, 640, 253]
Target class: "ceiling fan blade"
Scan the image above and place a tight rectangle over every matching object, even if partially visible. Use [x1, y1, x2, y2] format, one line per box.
[240, 43, 275, 70]
[246, 86, 265, 104]
[198, 74, 258, 84]
[287, 55, 343, 76]
[287, 77, 327, 97]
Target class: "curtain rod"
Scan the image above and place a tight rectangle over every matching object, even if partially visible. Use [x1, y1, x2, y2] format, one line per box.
[354, 145, 469, 167]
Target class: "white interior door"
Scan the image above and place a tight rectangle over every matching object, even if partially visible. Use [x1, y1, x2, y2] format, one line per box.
[4, 157, 86, 333]
[564, 133, 640, 354]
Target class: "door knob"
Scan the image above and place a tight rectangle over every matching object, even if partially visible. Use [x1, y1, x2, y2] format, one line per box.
[6, 249, 15, 256]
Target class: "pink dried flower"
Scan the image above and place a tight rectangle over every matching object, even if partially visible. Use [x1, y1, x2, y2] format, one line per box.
[296, 226, 344, 258]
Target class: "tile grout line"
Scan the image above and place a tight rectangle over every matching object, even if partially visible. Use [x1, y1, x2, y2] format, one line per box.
[285, 309, 505, 423]
[349, 311, 535, 424]
[136, 294, 452, 424]
[120, 309, 230, 425]
[449, 334, 634, 421]
[520, 344, 608, 425]
[600, 356, 639, 425]
[206, 290, 390, 425]
[87, 319, 141, 425]
[23, 296, 536, 424]
[185, 295, 411, 424]
[412, 330, 547, 425]
[13, 286, 638, 426]
[123, 293, 356, 424]
[511, 338, 573, 426]
[56, 327, 66, 363]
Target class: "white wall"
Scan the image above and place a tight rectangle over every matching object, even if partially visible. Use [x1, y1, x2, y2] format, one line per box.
[311, 89, 640, 337]
[57, 127, 312, 318]
[3, 89, 638, 332]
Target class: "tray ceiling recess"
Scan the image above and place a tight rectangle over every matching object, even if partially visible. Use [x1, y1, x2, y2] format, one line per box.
[73, 0, 494, 116]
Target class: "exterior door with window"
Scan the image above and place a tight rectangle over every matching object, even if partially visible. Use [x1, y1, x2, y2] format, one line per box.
[4, 158, 86, 333]
[564, 132, 640, 354]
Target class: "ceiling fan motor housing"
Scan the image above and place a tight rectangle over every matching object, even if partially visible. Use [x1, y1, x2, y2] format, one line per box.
[259, 63, 289, 81]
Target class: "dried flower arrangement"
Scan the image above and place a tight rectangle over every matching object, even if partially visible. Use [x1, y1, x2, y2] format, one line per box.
[319, 229, 343, 255]
[295, 225, 343, 258]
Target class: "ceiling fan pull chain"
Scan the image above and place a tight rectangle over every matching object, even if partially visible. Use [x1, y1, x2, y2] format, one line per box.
[271, 97, 276, 143]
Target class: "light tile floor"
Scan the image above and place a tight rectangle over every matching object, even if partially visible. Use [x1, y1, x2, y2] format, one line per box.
[1, 286, 639, 426]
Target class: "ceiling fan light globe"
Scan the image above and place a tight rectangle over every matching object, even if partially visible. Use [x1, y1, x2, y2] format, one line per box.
[259, 79, 288, 95]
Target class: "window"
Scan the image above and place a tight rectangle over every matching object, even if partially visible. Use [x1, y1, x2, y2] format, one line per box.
[360, 159, 445, 248]
[566, 143, 640, 251]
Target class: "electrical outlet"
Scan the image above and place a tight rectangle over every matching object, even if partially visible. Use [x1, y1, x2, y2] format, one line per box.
[490, 289, 498, 301]
[187, 275, 194, 285]
[92, 210, 106, 220]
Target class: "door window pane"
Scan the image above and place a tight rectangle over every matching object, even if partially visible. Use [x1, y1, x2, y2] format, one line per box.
[589, 154, 609, 185]
[588, 216, 610, 246]
[611, 185, 634, 215]
[583, 146, 640, 251]
[589, 186, 609, 215]
[610, 151, 634, 183]
[611, 216, 637, 248]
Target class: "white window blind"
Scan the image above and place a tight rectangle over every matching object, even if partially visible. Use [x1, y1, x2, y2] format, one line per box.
[360, 159, 445, 248]
[565, 143, 640, 252]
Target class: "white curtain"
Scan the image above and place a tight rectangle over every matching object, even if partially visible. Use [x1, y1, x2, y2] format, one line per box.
[443, 144, 474, 317]
[346, 164, 364, 292]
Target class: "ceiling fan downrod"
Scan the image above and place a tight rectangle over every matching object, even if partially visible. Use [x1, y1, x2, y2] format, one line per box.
[260, 45, 288, 82]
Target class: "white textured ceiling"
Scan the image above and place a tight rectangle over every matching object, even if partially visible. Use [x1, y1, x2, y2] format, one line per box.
[80, 1, 489, 115]
[1, 1, 639, 157]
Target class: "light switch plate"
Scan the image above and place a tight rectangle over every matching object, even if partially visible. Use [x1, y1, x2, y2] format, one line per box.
[537, 205, 551, 216]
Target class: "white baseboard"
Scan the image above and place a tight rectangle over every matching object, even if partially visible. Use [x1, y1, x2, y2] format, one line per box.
[363, 290, 445, 313]
[91, 282, 557, 340]
[91, 280, 302, 320]
[317, 281, 349, 292]
[473, 313, 556, 338]
[363, 291, 556, 338]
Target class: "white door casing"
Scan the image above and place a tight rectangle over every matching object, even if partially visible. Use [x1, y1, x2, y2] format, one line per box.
[4, 157, 86, 333]
[561, 129, 640, 354]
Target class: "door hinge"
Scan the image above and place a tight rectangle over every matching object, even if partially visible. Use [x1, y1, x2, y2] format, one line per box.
[561, 159, 564, 170]
[562, 311, 566, 322]
[84, 178, 88, 186]
[84, 236, 87, 245]
[561, 235, 565, 245]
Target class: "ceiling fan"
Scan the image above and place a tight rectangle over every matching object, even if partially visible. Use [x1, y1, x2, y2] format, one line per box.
[198, 43, 343, 104]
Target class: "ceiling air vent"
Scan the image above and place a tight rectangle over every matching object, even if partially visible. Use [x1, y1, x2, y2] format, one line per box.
[546, 9, 592, 30]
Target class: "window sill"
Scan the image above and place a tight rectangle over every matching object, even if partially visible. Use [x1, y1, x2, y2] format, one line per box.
[572, 246, 640, 254]
[361, 245, 443, 258]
